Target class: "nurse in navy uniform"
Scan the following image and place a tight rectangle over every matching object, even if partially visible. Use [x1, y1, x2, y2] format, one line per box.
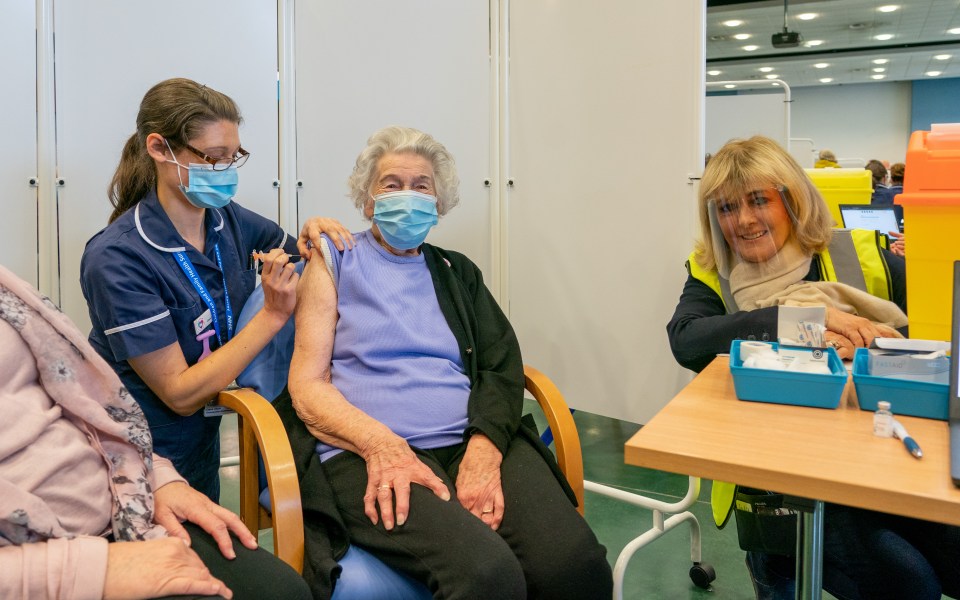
[81, 78, 351, 500]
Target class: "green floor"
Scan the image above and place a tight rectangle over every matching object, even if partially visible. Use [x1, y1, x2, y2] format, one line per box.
[218, 401, 783, 599]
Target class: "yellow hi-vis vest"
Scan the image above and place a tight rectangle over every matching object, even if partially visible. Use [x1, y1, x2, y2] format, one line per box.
[687, 229, 894, 528]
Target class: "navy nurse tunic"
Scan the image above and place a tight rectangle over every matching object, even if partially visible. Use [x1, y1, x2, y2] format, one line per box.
[80, 191, 297, 500]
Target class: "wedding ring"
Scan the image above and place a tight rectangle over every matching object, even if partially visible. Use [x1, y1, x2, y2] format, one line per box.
[378, 484, 392, 490]
[827, 339, 841, 349]
[481, 508, 493, 514]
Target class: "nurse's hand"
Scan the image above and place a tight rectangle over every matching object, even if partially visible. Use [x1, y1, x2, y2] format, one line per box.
[259, 248, 299, 323]
[298, 217, 355, 257]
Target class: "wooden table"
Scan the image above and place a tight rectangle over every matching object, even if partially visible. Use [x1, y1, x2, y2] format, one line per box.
[624, 357, 960, 599]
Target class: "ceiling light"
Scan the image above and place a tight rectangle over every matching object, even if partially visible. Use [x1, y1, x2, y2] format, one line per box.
[723, 19, 744, 27]
[733, 33, 752, 40]
[797, 13, 818, 21]
[707, 70, 722, 76]
[877, 5, 899, 12]
[873, 58, 889, 65]
[814, 63, 830, 69]
[742, 45, 759, 51]
[819, 78, 833, 83]
[874, 34, 894, 41]
[926, 71, 943, 76]
[724, 84, 737, 89]
[759, 66, 774, 73]
[873, 67, 886, 73]
[949, 28, 960, 35]
[765, 74, 779, 79]
[935, 54, 952, 60]
[871, 74, 886, 80]
[804, 40, 824, 47]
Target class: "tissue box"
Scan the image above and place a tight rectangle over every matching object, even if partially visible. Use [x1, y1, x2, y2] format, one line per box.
[852, 348, 949, 420]
[729, 340, 847, 409]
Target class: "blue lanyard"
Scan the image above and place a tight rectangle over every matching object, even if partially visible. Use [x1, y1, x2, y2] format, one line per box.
[173, 243, 233, 347]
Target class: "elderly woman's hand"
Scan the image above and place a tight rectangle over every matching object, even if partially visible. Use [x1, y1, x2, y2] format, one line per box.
[455, 434, 505, 531]
[361, 435, 451, 531]
[825, 307, 899, 350]
[104, 538, 232, 600]
[297, 217, 355, 257]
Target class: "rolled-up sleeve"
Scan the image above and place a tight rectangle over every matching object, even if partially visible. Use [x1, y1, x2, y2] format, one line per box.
[0, 536, 108, 600]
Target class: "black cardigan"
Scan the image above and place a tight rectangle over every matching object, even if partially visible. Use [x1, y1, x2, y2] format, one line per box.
[274, 242, 575, 599]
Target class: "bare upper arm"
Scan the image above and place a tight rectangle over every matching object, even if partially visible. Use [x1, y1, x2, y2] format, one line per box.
[290, 253, 339, 388]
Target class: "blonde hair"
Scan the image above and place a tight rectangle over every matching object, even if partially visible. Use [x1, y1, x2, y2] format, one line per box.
[694, 136, 834, 270]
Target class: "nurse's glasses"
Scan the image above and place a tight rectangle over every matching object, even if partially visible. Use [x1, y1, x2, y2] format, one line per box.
[184, 143, 250, 171]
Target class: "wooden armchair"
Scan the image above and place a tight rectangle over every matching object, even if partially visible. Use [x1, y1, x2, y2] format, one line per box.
[217, 364, 583, 573]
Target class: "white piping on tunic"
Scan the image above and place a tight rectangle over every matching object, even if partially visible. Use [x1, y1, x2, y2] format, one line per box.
[104, 310, 171, 335]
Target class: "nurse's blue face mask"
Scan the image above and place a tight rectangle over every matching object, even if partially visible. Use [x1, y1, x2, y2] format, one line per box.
[164, 139, 238, 209]
[372, 190, 439, 250]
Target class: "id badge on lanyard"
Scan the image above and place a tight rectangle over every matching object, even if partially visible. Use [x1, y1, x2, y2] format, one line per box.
[173, 245, 237, 417]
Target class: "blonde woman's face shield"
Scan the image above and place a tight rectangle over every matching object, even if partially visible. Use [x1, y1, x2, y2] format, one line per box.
[708, 185, 797, 278]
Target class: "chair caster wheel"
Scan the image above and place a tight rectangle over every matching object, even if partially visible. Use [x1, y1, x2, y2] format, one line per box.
[689, 562, 716, 589]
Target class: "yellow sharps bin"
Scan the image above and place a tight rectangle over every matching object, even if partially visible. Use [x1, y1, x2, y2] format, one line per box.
[805, 168, 872, 227]
[897, 125, 960, 342]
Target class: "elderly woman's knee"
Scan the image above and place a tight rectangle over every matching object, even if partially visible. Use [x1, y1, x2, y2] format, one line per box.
[449, 545, 526, 600]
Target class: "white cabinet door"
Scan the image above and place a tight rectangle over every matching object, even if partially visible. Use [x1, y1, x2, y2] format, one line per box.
[0, 2, 39, 286]
[506, 0, 705, 424]
[53, 0, 280, 331]
[294, 0, 493, 278]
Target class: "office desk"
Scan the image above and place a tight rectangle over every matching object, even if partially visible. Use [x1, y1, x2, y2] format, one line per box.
[624, 357, 960, 598]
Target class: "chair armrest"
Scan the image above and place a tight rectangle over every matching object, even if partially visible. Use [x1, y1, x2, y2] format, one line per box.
[218, 388, 304, 573]
[523, 365, 585, 514]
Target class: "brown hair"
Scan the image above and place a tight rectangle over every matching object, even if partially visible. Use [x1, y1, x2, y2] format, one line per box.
[107, 78, 242, 223]
[890, 162, 905, 185]
[695, 136, 834, 270]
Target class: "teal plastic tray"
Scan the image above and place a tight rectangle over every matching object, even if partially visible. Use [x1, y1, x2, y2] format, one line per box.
[729, 340, 847, 409]
[852, 348, 948, 420]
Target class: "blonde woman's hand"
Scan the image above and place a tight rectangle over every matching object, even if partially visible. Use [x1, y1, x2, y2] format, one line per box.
[825, 307, 896, 349]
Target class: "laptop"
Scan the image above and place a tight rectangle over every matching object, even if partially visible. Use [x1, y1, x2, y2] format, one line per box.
[950, 261, 960, 486]
[838, 204, 902, 234]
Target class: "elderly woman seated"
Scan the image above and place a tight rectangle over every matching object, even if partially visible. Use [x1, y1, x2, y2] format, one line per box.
[0, 265, 309, 600]
[287, 126, 612, 599]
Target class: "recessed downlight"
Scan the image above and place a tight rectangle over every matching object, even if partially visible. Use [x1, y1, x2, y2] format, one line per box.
[874, 34, 894, 41]
[804, 40, 824, 47]
[926, 71, 943, 76]
[935, 54, 952, 60]
[765, 74, 779, 79]
[873, 67, 886, 73]
[819, 77, 833, 83]
[759, 66, 774, 73]
[814, 63, 830, 69]
[724, 84, 737, 89]
[707, 70, 722, 76]
[949, 28, 960, 35]
[871, 74, 886, 80]
[877, 5, 899, 13]
[723, 19, 744, 27]
[797, 13, 818, 21]
[733, 33, 752, 40]
[873, 58, 889, 65]
[742, 45, 759, 51]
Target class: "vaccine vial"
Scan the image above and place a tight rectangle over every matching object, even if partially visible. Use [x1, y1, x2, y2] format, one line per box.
[873, 401, 894, 438]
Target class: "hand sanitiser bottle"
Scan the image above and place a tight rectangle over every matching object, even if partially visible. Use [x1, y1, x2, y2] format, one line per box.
[873, 401, 894, 438]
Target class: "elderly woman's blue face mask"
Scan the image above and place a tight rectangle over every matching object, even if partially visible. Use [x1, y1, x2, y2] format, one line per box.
[372, 191, 439, 250]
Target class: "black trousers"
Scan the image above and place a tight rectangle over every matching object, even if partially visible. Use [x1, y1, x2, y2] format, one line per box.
[322, 437, 613, 600]
[156, 522, 311, 600]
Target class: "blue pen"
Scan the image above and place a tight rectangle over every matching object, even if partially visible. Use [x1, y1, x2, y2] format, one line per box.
[892, 418, 923, 459]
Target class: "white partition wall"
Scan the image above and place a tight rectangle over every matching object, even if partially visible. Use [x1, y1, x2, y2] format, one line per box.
[706, 91, 789, 155]
[294, 0, 493, 276]
[1, 2, 39, 286]
[506, 1, 705, 424]
[52, 0, 280, 330]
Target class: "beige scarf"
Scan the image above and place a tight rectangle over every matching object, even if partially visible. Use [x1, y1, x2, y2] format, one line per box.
[728, 238, 908, 331]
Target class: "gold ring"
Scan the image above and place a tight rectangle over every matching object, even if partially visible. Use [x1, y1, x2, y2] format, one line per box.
[481, 509, 493, 514]
[378, 484, 391, 490]
[827, 339, 840, 349]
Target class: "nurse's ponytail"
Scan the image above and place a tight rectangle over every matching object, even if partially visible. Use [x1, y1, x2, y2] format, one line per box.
[107, 78, 242, 223]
